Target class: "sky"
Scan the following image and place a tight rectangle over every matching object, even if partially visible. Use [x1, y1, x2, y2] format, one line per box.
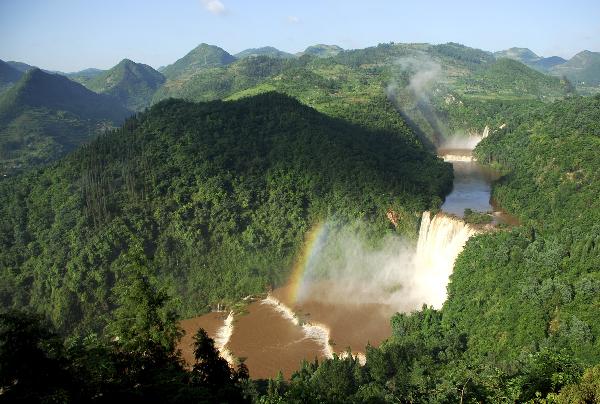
[1, 0, 599, 72]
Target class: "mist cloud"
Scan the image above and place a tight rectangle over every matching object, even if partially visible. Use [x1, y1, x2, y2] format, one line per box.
[296, 218, 473, 312]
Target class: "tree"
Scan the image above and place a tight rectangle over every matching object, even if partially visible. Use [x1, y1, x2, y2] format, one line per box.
[189, 328, 250, 403]
[0, 311, 75, 402]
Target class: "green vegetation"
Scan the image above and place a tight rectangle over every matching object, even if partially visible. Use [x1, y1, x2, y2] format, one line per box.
[0, 92, 451, 336]
[0, 59, 23, 93]
[494, 47, 568, 73]
[457, 58, 569, 100]
[161, 43, 236, 80]
[462, 208, 492, 225]
[494, 47, 542, 65]
[0, 69, 131, 175]
[550, 50, 600, 90]
[235, 46, 295, 59]
[86, 59, 165, 111]
[255, 94, 600, 403]
[3, 40, 600, 401]
[154, 55, 289, 103]
[299, 44, 344, 58]
[66, 68, 105, 86]
[151, 42, 577, 148]
[0, 307, 252, 403]
[6, 60, 36, 73]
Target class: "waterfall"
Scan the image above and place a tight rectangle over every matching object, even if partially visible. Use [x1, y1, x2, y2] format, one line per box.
[442, 153, 475, 162]
[413, 211, 478, 308]
[262, 295, 335, 359]
[214, 311, 235, 365]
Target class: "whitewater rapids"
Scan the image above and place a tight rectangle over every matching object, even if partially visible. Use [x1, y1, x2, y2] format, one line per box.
[262, 295, 335, 359]
[214, 311, 235, 365]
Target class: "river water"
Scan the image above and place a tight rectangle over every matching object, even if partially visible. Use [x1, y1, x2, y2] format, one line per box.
[178, 147, 514, 379]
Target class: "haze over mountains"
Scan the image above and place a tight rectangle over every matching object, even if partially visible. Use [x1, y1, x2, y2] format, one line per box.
[493, 46, 600, 85]
[0, 68, 130, 175]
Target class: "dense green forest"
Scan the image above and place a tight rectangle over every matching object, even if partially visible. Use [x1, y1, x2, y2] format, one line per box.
[0, 92, 451, 336]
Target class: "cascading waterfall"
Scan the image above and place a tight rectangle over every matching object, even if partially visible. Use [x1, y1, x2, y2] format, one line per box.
[442, 154, 475, 162]
[262, 295, 334, 359]
[413, 211, 478, 308]
[214, 311, 235, 365]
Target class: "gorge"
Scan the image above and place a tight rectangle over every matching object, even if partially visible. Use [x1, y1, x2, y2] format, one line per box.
[179, 133, 506, 379]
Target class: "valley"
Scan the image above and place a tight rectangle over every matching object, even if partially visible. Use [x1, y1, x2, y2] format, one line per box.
[1, 7, 600, 399]
[177, 133, 514, 380]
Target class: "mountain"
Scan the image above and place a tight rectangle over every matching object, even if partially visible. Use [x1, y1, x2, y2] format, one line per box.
[161, 43, 236, 80]
[85, 59, 165, 111]
[6, 61, 36, 73]
[0, 60, 23, 92]
[0, 92, 452, 333]
[550, 50, 600, 87]
[532, 55, 567, 71]
[299, 44, 344, 58]
[494, 47, 540, 64]
[0, 68, 131, 175]
[154, 41, 573, 148]
[153, 55, 289, 103]
[66, 68, 105, 86]
[235, 46, 295, 59]
[494, 48, 568, 72]
[458, 58, 568, 99]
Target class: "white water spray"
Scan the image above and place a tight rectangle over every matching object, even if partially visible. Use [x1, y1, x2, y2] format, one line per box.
[214, 311, 235, 365]
[442, 154, 475, 162]
[262, 295, 334, 359]
[414, 212, 478, 308]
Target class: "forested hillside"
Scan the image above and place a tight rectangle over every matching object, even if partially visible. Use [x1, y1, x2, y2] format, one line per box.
[0, 92, 452, 335]
[0, 69, 131, 175]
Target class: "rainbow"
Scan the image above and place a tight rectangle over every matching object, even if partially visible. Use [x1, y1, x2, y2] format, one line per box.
[287, 222, 329, 304]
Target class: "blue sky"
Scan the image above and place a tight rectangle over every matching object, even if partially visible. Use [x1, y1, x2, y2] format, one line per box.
[1, 0, 599, 72]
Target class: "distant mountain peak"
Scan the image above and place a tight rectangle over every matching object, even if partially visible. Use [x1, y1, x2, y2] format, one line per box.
[299, 44, 344, 58]
[86, 59, 165, 111]
[494, 47, 540, 63]
[235, 46, 295, 59]
[0, 59, 24, 87]
[161, 43, 236, 79]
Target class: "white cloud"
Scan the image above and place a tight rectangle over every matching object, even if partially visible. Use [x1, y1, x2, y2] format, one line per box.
[202, 0, 226, 15]
[287, 16, 300, 24]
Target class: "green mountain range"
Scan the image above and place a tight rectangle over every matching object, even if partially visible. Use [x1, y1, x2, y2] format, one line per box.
[0, 68, 130, 175]
[2, 41, 582, 177]
[235, 46, 295, 59]
[85, 59, 165, 111]
[494, 47, 568, 72]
